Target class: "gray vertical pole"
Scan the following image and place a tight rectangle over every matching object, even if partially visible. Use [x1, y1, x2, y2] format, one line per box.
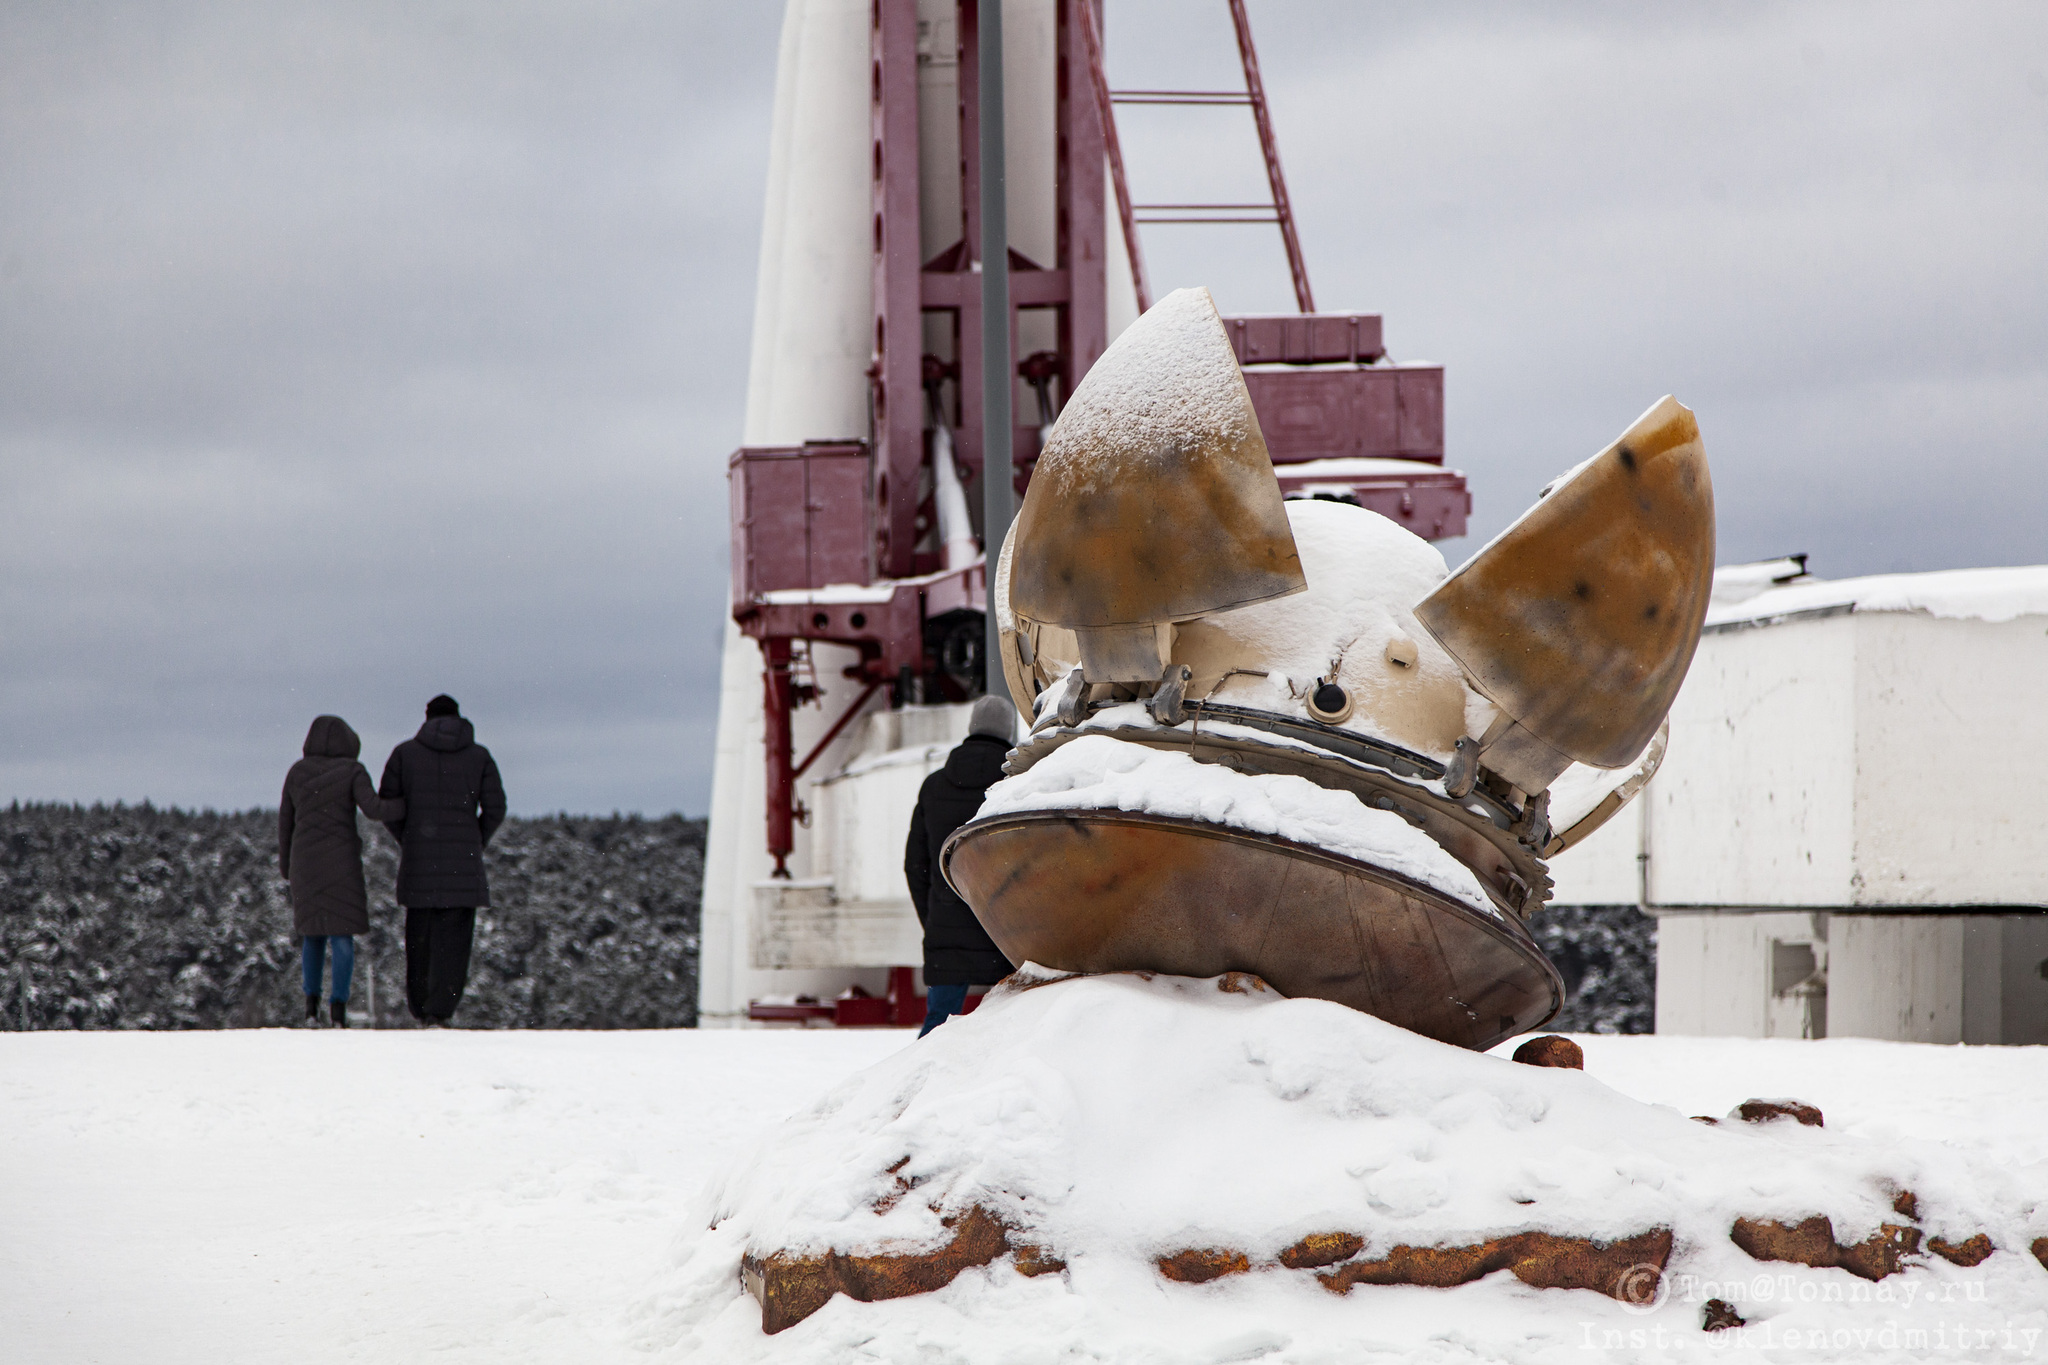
[979, 0, 1013, 698]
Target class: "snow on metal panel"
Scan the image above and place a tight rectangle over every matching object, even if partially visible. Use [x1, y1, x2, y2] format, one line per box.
[1705, 564, 2048, 629]
[1646, 613, 1858, 906]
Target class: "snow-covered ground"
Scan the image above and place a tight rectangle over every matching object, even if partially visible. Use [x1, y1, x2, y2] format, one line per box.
[4, 1019, 2045, 1364]
[0, 1027, 899, 1364]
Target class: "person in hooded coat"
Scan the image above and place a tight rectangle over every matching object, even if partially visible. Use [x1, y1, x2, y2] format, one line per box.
[280, 715, 406, 1026]
[378, 694, 506, 1025]
[903, 694, 1018, 1036]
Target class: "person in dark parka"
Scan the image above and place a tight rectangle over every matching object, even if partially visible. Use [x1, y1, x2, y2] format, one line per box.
[904, 694, 1018, 1036]
[280, 715, 405, 1026]
[378, 694, 506, 1025]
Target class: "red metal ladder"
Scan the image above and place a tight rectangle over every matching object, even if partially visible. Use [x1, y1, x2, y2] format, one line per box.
[1078, 0, 1314, 315]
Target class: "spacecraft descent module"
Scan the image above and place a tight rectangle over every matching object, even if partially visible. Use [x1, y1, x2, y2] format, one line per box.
[944, 286, 1716, 1051]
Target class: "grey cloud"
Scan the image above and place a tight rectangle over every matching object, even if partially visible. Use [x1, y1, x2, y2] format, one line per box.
[2, 0, 767, 814]
[1113, 0, 2047, 572]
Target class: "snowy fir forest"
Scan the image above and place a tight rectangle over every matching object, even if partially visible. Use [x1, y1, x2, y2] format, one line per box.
[0, 802, 1648, 1032]
[0, 804, 704, 1030]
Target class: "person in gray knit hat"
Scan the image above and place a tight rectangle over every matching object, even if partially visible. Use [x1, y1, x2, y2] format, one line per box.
[902, 694, 1018, 1035]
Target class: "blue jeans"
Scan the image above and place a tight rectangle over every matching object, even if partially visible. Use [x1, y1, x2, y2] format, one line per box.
[919, 982, 970, 1037]
[302, 935, 356, 1002]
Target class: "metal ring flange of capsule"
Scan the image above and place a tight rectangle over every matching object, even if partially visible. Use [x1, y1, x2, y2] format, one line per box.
[943, 807, 1564, 1052]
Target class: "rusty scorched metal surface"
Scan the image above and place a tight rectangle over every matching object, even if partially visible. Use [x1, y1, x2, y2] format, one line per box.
[1008, 288, 1306, 630]
[943, 810, 1562, 1051]
[1414, 395, 1715, 770]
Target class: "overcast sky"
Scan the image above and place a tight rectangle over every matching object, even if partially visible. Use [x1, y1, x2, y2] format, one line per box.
[3, 1, 2042, 816]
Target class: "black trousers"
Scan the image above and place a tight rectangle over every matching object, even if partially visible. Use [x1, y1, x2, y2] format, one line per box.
[404, 907, 476, 1022]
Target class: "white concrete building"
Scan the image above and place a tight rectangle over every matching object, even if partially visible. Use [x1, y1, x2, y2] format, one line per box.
[1549, 559, 2048, 1043]
[744, 705, 973, 977]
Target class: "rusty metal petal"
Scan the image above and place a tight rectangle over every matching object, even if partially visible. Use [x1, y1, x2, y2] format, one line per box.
[1008, 287, 1306, 633]
[1415, 396, 1714, 772]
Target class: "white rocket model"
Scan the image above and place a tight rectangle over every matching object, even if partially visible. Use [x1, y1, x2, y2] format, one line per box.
[698, 0, 1139, 1025]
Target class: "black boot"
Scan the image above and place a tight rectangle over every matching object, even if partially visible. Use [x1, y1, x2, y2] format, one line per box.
[329, 999, 347, 1028]
[305, 994, 320, 1025]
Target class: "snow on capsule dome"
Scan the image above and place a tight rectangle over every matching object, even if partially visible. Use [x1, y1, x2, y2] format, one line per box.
[1174, 498, 1472, 762]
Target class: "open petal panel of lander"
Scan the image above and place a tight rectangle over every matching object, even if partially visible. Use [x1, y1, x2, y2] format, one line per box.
[947, 286, 1715, 1051]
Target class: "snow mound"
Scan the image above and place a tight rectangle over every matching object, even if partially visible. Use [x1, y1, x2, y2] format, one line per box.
[980, 734, 1497, 916]
[663, 972, 2047, 1358]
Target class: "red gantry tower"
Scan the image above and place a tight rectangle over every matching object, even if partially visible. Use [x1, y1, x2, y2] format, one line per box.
[700, 0, 1468, 1026]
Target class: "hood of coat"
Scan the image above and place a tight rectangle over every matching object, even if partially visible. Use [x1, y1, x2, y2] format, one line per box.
[942, 733, 1010, 790]
[417, 715, 476, 753]
[302, 715, 361, 759]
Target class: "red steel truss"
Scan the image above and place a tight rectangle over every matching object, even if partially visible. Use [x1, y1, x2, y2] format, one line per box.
[1082, 0, 1314, 314]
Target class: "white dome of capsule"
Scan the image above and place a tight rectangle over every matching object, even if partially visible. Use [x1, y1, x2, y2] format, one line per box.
[1175, 499, 1471, 760]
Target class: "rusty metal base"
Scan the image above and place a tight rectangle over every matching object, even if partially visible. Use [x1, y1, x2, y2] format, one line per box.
[944, 810, 1563, 1051]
